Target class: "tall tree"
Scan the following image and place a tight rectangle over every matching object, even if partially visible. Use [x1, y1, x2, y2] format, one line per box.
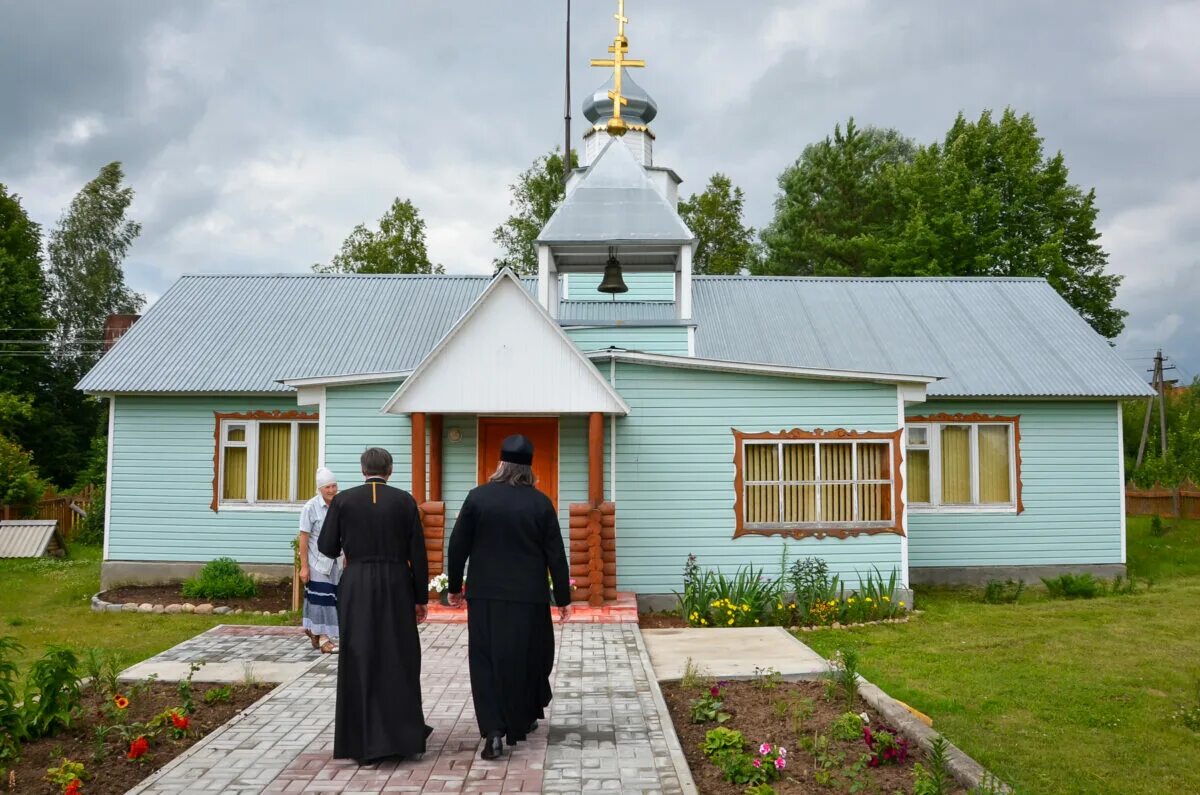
[678, 173, 758, 275]
[762, 110, 1126, 338]
[315, 198, 443, 274]
[45, 162, 145, 371]
[0, 184, 51, 398]
[492, 148, 578, 275]
[889, 110, 1125, 337]
[760, 119, 915, 277]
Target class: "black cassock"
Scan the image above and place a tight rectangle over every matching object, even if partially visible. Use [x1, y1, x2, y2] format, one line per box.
[318, 476, 429, 762]
[447, 482, 571, 745]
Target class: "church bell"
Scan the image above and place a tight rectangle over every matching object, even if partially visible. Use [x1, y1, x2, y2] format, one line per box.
[597, 248, 629, 294]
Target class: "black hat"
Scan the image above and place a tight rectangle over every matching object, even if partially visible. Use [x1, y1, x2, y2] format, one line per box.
[499, 434, 534, 466]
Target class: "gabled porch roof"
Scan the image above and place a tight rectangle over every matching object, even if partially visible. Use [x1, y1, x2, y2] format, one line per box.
[380, 270, 630, 416]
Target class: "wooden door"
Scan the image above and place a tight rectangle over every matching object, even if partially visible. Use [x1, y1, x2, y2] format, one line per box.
[477, 418, 559, 509]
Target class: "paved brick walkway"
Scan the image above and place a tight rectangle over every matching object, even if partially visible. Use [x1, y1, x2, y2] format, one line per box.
[128, 622, 693, 794]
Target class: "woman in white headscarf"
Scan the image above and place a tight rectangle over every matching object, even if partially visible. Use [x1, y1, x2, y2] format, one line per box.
[299, 467, 342, 653]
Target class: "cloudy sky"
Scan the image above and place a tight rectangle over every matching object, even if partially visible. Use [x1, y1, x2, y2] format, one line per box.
[2, 0, 1196, 381]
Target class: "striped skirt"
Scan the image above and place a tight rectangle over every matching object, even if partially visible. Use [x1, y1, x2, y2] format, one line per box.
[303, 579, 339, 638]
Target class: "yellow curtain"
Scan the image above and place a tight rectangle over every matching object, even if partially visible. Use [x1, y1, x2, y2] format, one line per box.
[979, 425, 1011, 504]
[908, 449, 931, 503]
[857, 443, 890, 521]
[227, 426, 245, 442]
[941, 425, 972, 503]
[745, 444, 779, 523]
[298, 424, 319, 496]
[783, 443, 816, 522]
[257, 423, 292, 502]
[820, 444, 853, 522]
[223, 448, 247, 501]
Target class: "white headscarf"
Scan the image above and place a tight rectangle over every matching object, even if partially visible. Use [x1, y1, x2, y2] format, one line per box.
[315, 467, 337, 489]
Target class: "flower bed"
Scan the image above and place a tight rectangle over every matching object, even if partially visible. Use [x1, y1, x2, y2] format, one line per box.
[3, 675, 270, 794]
[677, 554, 909, 630]
[661, 675, 966, 794]
[95, 582, 293, 615]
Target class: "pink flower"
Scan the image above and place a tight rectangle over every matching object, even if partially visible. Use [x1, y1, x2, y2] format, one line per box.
[774, 756, 786, 770]
[759, 742, 772, 755]
[752, 758, 762, 769]
[569, 578, 577, 586]
[778, 747, 787, 757]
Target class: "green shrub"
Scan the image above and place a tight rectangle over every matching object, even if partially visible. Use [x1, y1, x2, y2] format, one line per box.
[23, 647, 83, 740]
[1150, 515, 1166, 537]
[1042, 573, 1103, 599]
[913, 736, 954, 795]
[0, 637, 24, 769]
[74, 485, 106, 546]
[830, 711, 865, 741]
[0, 434, 46, 517]
[983, 579, 1025, 604]
[182, 557, 258, 600]
[702, 726, 745, 758]
[825, 648, 861, 707]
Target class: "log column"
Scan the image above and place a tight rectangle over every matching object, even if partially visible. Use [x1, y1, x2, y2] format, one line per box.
[411, 412, 427, 505]
[429, 414, 443, 502]
[587, 412, 604, 607]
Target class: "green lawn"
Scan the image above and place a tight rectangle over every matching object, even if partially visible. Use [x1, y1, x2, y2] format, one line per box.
[0, 545, 290, 672]
[804, 516, 1200, 794]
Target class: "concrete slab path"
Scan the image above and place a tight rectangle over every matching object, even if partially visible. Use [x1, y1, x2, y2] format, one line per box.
[640, 627, 829, 682]
[124, 623, 695, 794]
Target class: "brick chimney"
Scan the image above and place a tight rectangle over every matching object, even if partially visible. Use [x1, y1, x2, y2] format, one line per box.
[103, 314, 139, 352]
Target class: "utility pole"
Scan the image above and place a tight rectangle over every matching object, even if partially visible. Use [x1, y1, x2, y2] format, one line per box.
[1135, 352, 1161, 469]
[1135, 349, 1179, 514]
[564, 0, 572, 184]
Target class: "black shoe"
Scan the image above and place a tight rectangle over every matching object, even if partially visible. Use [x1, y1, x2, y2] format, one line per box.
[527, 720, 538, 733]
[424, 724, 434, 740]
[480, 732, 504, 760]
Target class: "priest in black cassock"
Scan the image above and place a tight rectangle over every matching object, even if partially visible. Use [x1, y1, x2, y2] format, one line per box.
[447, 434, 572, 760]
[318, 447, 432, 764]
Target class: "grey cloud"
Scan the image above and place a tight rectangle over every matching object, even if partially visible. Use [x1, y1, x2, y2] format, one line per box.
[1, 0, 1195, 377]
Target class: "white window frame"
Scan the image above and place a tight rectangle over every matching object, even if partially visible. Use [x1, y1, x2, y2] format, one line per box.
[907, 421, 1018, 514]
[741, 439, 896, 531]
[217, 418, 317, 511]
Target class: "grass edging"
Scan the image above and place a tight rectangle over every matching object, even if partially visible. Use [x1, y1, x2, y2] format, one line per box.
[856, 676, 1010, 793]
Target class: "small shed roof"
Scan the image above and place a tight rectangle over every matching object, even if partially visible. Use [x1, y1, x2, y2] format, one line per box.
[0, 520, 65, 558]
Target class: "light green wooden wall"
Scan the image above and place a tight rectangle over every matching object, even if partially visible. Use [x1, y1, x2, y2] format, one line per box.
[905, 400, 1123, 568]
[565, 272, 675, 301]
[566, 326, 689, 355]
[107, 395, 309, 563]
[606, 362, 904, 593]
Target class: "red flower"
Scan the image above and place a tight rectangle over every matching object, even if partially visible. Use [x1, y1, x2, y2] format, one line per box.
[64, 780, 83, 795]
[709, 686, 720, 698]
[171, 712, 190, 730]
[127, 735, 150, 760]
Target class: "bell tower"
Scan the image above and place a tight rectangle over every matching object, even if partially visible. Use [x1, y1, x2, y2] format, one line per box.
[534, 0, 695, 319]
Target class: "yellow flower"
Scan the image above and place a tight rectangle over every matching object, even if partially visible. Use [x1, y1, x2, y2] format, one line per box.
[882, 596, 891, 602]
[789, 603, 796, 609]
[701, 618, 708, 625]
[728, 619, 734, 625]
[865, 597, 873, 603]
[755, 619, 760, 624]
[777, 602, 783, 610]
[848, 597, 856, 604]
[899, 601, 906, 607]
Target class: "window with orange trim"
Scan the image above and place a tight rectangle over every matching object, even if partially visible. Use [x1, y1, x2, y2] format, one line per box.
[732, 429, 905, 539]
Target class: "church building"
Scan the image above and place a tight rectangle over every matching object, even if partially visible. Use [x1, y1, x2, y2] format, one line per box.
[79, 4, 1151, 605]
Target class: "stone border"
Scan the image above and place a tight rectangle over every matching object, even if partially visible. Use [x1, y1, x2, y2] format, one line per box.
[794, 611, 920, 632]
[856, 677, 1011, 793]
[91, 591, 289, 617]
[631, 627, 700, 795]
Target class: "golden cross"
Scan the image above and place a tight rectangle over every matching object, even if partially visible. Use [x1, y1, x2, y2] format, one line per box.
[589, 0, 645, 135]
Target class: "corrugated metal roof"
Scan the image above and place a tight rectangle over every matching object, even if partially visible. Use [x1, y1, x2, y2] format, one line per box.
[693, 277, 1153, 398]
[537, 139, 694, 244]
[78, 273, 1152, 398]
[0, 520, 62, 558]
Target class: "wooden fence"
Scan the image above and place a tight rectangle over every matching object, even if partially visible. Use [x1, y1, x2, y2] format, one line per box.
[1125, 480, 1200, 519]
[0, 485, 96, 538]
